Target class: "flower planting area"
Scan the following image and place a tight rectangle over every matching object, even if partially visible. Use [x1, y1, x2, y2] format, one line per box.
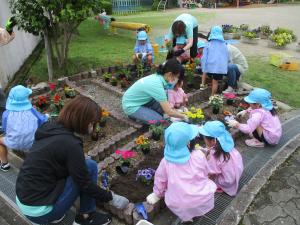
[26, 64, 289, 225]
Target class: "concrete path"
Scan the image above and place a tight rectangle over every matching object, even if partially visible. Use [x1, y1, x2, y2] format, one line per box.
[242, 148, 300, 225]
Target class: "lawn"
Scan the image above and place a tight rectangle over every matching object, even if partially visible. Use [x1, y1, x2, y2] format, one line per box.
[244, 57, 300, 108]
[28, 10, 214, 82]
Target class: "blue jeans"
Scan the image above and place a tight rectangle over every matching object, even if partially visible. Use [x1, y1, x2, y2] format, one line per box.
[129, 99, 163, 124]
[226, 64, 241, 88]
[26, 159, 98, 224]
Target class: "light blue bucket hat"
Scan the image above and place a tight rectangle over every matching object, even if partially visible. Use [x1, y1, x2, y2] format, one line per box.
[137, 31, 148, 41]
[176, 36, 186, 45]
[6, 85, 32, 111]
[208, 26, 225, 42]
[244, 88, 273, 111]
[199, 121, 234, 152]
[164, 122, 200, 164]
[197, 40, 206, 49]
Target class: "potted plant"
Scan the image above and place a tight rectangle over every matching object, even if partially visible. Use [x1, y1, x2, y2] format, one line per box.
[137, 61, 144, 78]
[120, 78, 129, 89]
[222, 24, 238, 40]
[64, 85, 76, 98]
[258, 25, 272, 39]
[37, 95, 48, 109]
[185, 62, 196, 88]
[209, 95, 224, 114]
[110, 76, 118, 86]
[223, 93, 236, 105]
[184, 107, 205, 124]
[136, 168, 156, 186]
[268, 27, 297, 49]
[241, 31, 260, 44]
[135, 135, 150, 154]
[99, 108, 109, 127]
[148, 120, 165, 141]
[91, 122, 100, 141]
[103, 72, 112, 82]
[116, 157, 131, 175]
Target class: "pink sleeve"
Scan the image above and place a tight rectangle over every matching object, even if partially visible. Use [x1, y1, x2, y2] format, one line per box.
[167, 90, 176, 108]
[207, 152, 222, 175]
[153, 160, 168, 198]
[239, 111, 263, 134]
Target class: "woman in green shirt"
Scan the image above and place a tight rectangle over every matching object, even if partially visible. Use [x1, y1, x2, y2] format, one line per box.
[122, 58, 188, 124]
[165, 13, 199, 58]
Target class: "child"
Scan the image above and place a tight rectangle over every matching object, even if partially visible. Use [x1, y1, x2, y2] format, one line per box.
[227, 88, 282, 148]
[0, 17, 16, 46]
[198, 121, 244, 196]
[174, 36, 190, 64]
[167, 79, 188, 109]
[201, 26, 229, 95]
[196, 40, 206, 74]
[147, 122, 216, 223]
[0, 85, 48, 171]
[133, 30, 153, 67]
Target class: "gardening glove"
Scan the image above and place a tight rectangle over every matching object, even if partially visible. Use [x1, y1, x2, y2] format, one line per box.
[109, 192, 129, 209]
[174, 49, 185, 57]
[236, 110, 248, 118]
[227, 120, 239, 128]
[146, 192, 161, 205]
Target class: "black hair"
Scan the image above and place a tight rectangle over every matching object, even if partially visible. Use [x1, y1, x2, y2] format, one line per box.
[156, 58, 182, 76]
[270, 108, 277, 116]
[188, 136, 201, 152]
[172, 21, 186, 37]
[204, 136, 231, 162]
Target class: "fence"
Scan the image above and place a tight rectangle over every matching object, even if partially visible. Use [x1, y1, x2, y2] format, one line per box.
[112, 0, 142, 14]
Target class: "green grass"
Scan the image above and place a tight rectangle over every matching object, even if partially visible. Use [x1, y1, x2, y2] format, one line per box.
[244, 57, 300, 108]
[28, 10, 214, 82]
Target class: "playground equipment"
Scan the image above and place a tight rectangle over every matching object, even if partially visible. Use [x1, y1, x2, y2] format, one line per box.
[112, 0, 141, 15]
[157, 0, 168, 11]
[96, 13, 151, 34]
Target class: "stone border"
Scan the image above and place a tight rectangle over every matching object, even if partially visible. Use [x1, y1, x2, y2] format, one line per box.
[217, 132, 300, 225]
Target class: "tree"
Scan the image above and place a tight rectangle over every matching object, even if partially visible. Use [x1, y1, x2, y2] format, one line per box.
[9, 0, 101, 80]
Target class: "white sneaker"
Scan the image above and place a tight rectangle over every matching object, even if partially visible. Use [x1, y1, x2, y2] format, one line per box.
[223, 86, 235, 94]
[200, 84, 207, 90]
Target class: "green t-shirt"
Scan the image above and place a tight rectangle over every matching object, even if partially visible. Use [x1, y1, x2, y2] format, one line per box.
[16, 196, 53, 217]
[166, 14, 198, 40]
[122, 74, 168, 115]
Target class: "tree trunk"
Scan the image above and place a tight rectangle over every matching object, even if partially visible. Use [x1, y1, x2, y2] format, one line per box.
[44, 30, 53, 81]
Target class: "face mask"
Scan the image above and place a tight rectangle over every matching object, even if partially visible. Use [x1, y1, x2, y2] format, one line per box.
[166, 78, 178, 90]
[88, 123, 94, 135]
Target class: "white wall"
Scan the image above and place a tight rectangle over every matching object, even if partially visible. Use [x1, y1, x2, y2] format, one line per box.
[0, 0, 40, 89]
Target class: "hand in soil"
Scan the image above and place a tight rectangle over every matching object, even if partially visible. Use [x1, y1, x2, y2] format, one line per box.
[146, 192, 160, 205]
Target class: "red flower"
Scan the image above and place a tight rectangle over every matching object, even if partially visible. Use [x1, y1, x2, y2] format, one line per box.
[38, 96, 47, 106]
[53, 94, 60, 104]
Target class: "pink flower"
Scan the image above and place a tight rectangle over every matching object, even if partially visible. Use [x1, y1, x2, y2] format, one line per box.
[48, 82, 57, 90]
[115, 150, 136, 159]
[224, 93, 236, 99]
[148, 120, 157, 124]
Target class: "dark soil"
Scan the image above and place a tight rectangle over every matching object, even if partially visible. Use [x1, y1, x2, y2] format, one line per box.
[110, 145, 164, 203]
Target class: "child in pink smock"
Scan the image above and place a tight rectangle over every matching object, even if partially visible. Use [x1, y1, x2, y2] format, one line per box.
[146, 122, 216, 222]
[198, 121, 243, 196]
[227, 88, 282, 148]
[167, 80, 188, 109]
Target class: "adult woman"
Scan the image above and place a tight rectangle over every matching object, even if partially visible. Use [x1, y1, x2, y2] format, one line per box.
[16, 96, 128, 225]
[122, 58, 188, 124]
[165, 13, 198, 58]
